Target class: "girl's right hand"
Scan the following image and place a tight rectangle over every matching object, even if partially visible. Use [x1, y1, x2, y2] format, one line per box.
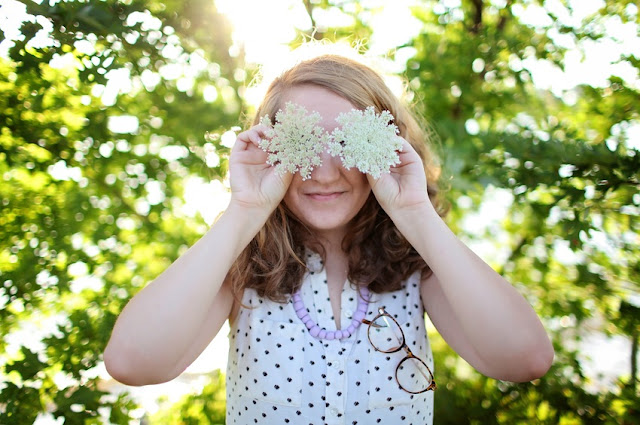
[228, 124, 293, 213]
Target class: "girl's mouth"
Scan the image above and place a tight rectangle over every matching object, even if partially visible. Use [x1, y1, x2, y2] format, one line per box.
[307, 192, 344, 201]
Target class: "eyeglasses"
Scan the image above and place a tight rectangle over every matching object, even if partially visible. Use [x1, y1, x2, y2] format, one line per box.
[362, 307, 437, 394]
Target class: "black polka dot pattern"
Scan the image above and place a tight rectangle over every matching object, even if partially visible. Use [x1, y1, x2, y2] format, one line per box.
[226, 251, 434, 424]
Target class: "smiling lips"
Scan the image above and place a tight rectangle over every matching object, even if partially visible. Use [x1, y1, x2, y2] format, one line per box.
[306, 191, 345, 201]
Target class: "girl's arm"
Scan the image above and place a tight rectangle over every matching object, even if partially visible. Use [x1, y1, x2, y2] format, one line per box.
[370, 140, 554, 382]
[104, 125, 291, 386]
[413, 207, 553, 382]
[104, 204, 266, 386]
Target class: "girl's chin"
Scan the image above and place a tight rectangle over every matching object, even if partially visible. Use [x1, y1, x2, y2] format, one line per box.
[285, 201, 363, 234]
[298, 214, 351, 233]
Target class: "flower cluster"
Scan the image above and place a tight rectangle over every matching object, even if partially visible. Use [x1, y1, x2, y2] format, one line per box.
[259, 102, 329, 180]
[329, 107, 402, 179]
[259, 103, 402, 179]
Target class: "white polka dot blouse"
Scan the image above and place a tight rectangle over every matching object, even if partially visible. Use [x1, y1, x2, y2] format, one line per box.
[226, 252, 435, 425]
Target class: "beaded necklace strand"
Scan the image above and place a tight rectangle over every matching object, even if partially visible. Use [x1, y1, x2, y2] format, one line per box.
[292, 286, 370, 340]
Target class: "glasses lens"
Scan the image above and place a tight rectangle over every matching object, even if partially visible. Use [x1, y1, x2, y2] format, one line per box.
[397, 357, 433, 393]
[369, 314, 404, 352]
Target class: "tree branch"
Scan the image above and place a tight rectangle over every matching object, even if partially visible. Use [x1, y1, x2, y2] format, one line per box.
[302, 0, 323, 40]
[497, 0, 514, 32]
[470, 0, 483, 34]
[631, 328, 638, 393]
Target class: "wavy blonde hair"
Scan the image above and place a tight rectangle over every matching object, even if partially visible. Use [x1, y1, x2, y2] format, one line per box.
[230, 54, 447, 303]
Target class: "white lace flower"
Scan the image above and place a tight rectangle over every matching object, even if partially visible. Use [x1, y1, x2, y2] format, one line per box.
[328, 107, 403, 179]
[259, 102, 329, 180]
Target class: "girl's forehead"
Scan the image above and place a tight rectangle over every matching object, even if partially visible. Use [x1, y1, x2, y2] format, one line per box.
[282, 85, 356, 126]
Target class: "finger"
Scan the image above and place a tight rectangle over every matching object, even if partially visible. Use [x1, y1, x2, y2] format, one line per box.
[231, 135, 250, 154]
[396, 140, 422, 164]
[396, 138, 413, 155]
[252, 123, 272, 136]
[233, 146, 269, 167]
[238, 124, 272, 147]
[236, 130, 260, 146]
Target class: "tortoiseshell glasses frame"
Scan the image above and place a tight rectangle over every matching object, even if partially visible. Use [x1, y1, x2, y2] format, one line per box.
[363, 307, 437, 394]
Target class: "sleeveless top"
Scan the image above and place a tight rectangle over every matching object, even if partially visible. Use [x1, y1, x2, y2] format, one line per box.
[226, 251, 435, 425]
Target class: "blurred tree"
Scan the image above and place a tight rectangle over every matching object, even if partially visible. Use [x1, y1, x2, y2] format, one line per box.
[0, 0, 244, 423]
[402, 0, 640, 422]
[150, 371, 226, 425]
[153, 0, 640, 422]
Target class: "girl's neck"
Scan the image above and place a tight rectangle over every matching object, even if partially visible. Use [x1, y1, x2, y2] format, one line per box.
[312, 227, 347, 255]
[305, 229, 351, 329]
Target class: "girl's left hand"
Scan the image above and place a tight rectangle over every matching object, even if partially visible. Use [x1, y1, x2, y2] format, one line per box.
[368, 139, 432, 217]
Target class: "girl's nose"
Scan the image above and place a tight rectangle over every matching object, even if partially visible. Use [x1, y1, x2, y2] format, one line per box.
[310, 148, 341, 182]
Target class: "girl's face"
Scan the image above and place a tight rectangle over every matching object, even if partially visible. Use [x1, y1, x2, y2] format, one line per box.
[281, 85, 371, 240]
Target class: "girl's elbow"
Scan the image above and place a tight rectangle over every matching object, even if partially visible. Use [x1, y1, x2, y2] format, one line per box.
[103, 344, 175, 387]
[513, 341, 554, 382]
[527, 342, 554, 380]
[104, 345, 143, 386]
[487, 340, 554, 382]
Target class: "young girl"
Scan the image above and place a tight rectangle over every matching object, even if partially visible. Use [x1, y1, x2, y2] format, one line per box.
[104, 53, 554, 424]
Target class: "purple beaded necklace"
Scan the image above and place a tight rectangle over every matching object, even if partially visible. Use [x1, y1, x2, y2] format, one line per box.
[292, 286, 370, 340]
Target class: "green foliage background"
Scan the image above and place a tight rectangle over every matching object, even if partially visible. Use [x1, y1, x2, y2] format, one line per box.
[1, 0, 639, 423]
